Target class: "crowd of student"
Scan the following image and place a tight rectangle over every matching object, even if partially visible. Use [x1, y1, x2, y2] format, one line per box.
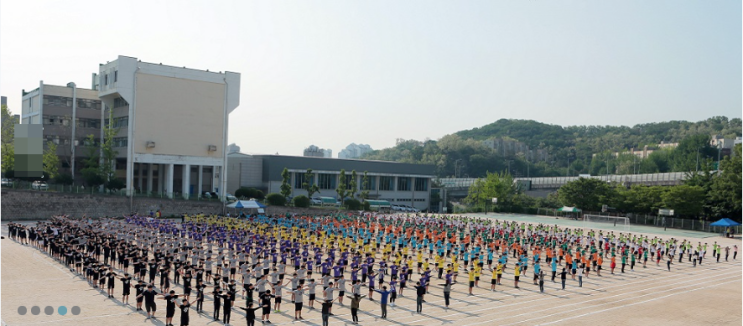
[6, 212, 738, 326]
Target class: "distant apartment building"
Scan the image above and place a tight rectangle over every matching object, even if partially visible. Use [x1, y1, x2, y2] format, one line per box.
[303, 145, 332, 158]
[482, 138, 549, 162]
[1, 96, 6, 106]
[595, 136, 738, 159]
[338, 143, 373, 159]
[21, 82, 103, 184]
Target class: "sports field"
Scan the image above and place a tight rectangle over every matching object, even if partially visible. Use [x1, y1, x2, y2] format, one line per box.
[1, 215, 741, 326]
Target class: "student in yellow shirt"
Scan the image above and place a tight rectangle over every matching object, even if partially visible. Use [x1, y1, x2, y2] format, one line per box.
[452, 260, 460, 283]
[514, 263, 521, 288]
[495, 262, 503, 285]
[468, 267, 476, 295]
[490, 265, 498, 291]
[474, 264, 482, 287]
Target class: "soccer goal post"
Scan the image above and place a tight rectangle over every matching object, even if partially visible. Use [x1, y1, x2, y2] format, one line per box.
[583, 214, 630, 232]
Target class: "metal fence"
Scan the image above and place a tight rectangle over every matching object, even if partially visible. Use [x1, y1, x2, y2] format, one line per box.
[454, 204, 740, 235]
[439, 172, 693, 189]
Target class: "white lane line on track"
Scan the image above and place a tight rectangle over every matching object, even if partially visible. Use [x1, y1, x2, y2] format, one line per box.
[536, 278, 743, 326]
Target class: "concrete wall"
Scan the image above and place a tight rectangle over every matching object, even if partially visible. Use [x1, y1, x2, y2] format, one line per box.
[0, 189, 225, 220]
[1, 190, 362, 220]
[133, 73, 225, 158]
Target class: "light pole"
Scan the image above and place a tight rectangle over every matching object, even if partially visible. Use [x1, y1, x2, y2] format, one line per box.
[455, 159, 463, 178]
[67, 82, 77, 186]
[566, 158, 570, 177]
[506, 160, 512, 175]
[716, 143, 722, 175]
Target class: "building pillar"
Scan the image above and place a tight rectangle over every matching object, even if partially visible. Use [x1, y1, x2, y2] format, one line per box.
[147, 163, 154, 193]
[137, 163, 143, 193]
[166, 163, 174, 199]
[159, 164, 165, 194]
[197, 165, 203, 196]
[212, 165, 219, 192]
[182, 164, 191, 199]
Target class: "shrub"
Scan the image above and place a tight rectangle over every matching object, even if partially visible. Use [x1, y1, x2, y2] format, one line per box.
[362, 201, 371, 211]
[235, 187, 264, 200]
[344, 198, 361, 210]
[266, 193, 287, 206]
[54, 173, 74, 185]
[293, 195, 310, 208]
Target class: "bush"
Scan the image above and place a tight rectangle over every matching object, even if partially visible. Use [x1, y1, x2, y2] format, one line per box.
[105, 178, 125, 191]
[344, 198, 361, 210]
[362, 201, 371, 211]
[54, 173, 74, 185]
[266, 193, 287, 206]
[235, 187, 265, 200]
[293, 195, 310, 208]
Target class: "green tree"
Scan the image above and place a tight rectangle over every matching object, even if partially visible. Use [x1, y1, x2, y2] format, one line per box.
[280, 168, 292, 200]
[464, 171, 518, 209]
[81, 134, 103, 188]
[100, 111, 120, 187]
[42, 141, 60, 180]
[709, 144, 742, 219]
[360, 171, 370, 200]
[1, 104, 15, 173]
[349, 170, 358, 199]
[557, 177, 617, 212]
[302, 168, 319, 199]
[662, 185, 705, 217]
[336, 169, 349, 204]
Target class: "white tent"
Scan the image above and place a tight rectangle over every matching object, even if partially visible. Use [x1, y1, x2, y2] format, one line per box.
[226, 200, 266, 209]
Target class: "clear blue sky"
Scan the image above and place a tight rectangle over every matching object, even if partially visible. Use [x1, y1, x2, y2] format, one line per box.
[1, 1, 740, 156]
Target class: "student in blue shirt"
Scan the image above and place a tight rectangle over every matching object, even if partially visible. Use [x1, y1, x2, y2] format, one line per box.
[374, 285, 391, 318]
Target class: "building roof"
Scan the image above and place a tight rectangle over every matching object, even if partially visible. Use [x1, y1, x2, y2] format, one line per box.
[229, 153, 436, 180]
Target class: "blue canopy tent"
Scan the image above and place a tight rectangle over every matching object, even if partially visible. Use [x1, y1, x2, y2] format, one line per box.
[227, 200, 267, 217]
[710, 218, 741, 238]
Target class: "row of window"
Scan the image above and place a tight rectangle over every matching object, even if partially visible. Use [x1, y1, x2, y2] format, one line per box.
[113, 97, 128, 108]
[103, 71, 118, 86]
[42, 116, 101, 129]
[112, 137, 128, 148]
[104, 116, 129, 128]
[43, 96, 102, 110]
[292, 173, 428, 191]
[44, 135, 101, 147]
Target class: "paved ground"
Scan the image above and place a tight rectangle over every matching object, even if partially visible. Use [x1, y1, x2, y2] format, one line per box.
[2, 216, 741, 326]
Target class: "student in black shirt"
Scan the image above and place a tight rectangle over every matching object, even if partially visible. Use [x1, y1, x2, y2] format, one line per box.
[134, 280, 146, 311]
[238, 302, 265, 326]
[212, 289, 223, 321]
[321, 298, 338, 326]
[260, 290, 276, 324]
[178, 298, 191, 326]
[163, 290, 180, 326]
[560, 268, 568, 290]
[414, 281, 426, 313]
[220, 290, 233, 325]
[195, 281, 206, 313]
[118, 273, 132, 304]
[136, 285, 158, 319]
